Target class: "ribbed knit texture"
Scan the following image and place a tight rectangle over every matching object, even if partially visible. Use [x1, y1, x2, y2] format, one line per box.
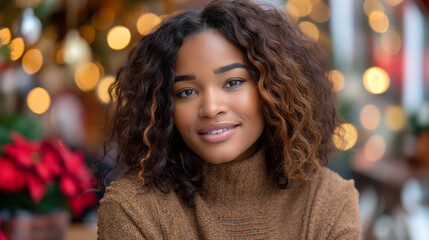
[98, 150, 361, 239]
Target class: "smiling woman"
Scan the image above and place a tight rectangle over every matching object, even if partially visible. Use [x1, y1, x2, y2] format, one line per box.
[97, 0, 361, 239]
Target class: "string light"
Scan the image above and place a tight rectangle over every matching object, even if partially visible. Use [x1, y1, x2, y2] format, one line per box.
[329, 70, 344, 92]
[96, 76, 116, 103]
[298, 21, 319, 41]
[363, 67, 390, 94]
[369, 11, 389, 33]
[137, 13, 161, 35]
[360, 105, 381, 130]
[10, 37, 25, 61]
[22, 49, 43, 75]
[107, 26, 131, 50]
[385, 106, 406, 131]
[27, 87, 50, 114]
[0, 28, 11, 45]
[333, 123, 358, 151]
[364, 135, 386, 161]
[74, 62, 100, 92]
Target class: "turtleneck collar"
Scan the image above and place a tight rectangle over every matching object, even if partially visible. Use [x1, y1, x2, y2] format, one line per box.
[200, 149, 280, 204]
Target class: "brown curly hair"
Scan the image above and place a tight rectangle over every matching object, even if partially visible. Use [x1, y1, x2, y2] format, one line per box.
[103, 0, 340, 207]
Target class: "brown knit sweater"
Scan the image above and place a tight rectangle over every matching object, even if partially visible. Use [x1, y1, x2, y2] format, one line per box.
[97, 150, 361, 239]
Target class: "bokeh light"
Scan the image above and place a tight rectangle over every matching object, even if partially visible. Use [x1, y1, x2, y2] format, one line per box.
[27, 87, 51, 114]
[363, 67, 390, 94]
[0, 27, 11, 45]
[74, 62, 100, 92]
[298, 21, 319, 41]
[369, 11, 389, 33]
[78, 25, 96, 44]
[364, 135, 386, 162]
[55, 48, 64, 64]
[380, 29, 401, 55]
[96, 76, 115, 103]
[383, 0, 404, 7]
[363, 0, 385, 16]
[329, 70, 344, 92]
[107, 26, 131, 50]
[309, 1, 330, 23]
[10, 37, 25, 61]
[360, 105, 381, 130]
[22, 49, 43, 75]
[92, 8, 115, 30]
[289, 0, 312, 17]
[137, 13, 161, 35]
[285, 2, 300, 22]
[385, 106, 406, 131]
[333, 123, 358, 151]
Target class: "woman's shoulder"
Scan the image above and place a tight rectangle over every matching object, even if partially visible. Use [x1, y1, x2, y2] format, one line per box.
[101, 169, 174, 204]
[297, 167, 361, 238]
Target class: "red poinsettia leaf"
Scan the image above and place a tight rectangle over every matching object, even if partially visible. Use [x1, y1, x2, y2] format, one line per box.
[4, 132, 41, 169]
[41, 145, 63, 176]
[34, 161, 52, 183]
[0, 157, 26, 192]
[69, 191, 97, 218]
[27, 174, 46, 203]
[60, 175, 79, 197]
[0, 230, 7, 240]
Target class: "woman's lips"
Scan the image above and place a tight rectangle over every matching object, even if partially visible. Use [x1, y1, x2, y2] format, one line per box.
[198, 123, 239, 143]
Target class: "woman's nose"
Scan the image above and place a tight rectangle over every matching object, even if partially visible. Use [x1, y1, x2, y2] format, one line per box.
[198, 89, 228, 118]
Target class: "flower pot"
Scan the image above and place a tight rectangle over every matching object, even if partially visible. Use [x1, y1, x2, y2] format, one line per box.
[0, 209, 69, 240]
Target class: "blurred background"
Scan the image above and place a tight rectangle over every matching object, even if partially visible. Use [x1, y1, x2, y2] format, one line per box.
[0, 0, 428, 239]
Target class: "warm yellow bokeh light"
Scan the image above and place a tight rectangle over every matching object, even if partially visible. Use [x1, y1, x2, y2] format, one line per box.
[27, 87, 51, 114]
[285, 2, 300, 22]
[78, 25, 96, 44]
[309, 1, 330, 23]
[10, 37, 25, 61]
[381, 29, 401, 55]
[384, 0, 404, 7]
[360, 105, 381, 130]
[74, 62, 100, 92]
[364, 135, 386, 162]
[137, 13, 161, 35]
[333, 123, 358, 151]
[385, 106, 406, 131]
[22, 49, 43, 75]
[289, 0, 312, 17]
[0, 28, 11, 45]
[107, 26, 131, 50]
[329, 70, 344, 92]
[298, 21, 319, 41]
[369, 11, 389, 33]
[363, 0, 385, 16]
[56, 48, 64, 64]
[97, 76, 116, 103]
[92, 8, 115, 30]
[363, 67, 390, 94]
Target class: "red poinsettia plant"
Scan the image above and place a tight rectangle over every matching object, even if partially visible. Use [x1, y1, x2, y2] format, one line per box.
[0, 132, 97, 218]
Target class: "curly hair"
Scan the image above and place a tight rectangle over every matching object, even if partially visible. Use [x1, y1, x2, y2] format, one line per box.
[103, 0, 340, 207]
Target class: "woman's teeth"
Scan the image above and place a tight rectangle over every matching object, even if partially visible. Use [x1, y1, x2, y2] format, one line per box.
[204, 126, 236, 135]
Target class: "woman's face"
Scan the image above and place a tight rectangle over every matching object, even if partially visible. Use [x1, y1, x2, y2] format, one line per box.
[173, 30, 264, 164]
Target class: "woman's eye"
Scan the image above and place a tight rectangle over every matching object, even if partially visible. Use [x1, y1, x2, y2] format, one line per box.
[176, 89, 196, 97]
[224, 79, 244, 88]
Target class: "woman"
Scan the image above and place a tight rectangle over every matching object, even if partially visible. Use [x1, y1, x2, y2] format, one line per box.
[97, 0, 361, 239]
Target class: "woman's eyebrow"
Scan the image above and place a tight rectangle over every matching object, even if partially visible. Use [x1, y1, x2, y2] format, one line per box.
[174, 63, 246, 82]
[214, 63, 246, 74]
[174, 74, 196, 82]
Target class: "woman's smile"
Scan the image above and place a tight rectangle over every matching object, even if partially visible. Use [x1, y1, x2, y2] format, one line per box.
[197, 123, 240, 143]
